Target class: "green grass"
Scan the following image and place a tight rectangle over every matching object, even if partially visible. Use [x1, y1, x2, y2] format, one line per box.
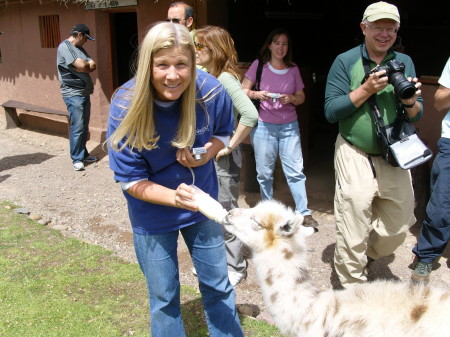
[0, 200, 284, 337]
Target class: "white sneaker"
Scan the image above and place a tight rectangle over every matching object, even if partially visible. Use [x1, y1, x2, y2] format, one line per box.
[228, 270, 247, 287]
[192, 267, 197, 276]
[73, 162, 85, 171]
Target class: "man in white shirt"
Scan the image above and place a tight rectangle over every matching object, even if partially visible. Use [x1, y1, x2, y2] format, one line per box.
[412, 57, 450, 284]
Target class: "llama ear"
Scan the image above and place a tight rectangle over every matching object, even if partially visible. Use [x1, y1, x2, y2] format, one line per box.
[277, 214, 302, 236]
[278, 221, 296, 236]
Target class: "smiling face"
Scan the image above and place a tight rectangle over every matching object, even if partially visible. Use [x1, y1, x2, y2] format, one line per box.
[361, 19, 399, 59]
[268, 33, 289, 63]
[151, 47, 192, 102]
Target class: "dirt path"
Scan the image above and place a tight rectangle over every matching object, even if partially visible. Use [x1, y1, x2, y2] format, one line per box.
[1, 117, 449, 319]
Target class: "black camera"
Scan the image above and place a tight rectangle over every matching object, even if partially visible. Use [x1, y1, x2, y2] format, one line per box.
[362, 60, 417, 100]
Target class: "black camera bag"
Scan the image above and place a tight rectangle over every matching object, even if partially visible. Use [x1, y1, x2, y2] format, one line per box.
[374, 109, 418, 167]
[362, 47, 432, 169]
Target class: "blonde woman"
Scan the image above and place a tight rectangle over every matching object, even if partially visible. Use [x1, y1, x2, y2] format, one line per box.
[107, 22, 243, 337]
[195, 25, 258, 286]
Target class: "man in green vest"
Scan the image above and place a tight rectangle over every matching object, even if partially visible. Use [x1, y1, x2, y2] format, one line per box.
[324, 2, 423, 288]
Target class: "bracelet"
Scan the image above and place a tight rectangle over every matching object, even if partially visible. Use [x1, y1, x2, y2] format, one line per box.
[226, 145, 234, 152]
[403, 102, 415, 108]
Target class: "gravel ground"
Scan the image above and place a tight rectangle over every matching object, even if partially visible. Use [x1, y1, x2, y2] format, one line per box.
[1, 117, 449, 320]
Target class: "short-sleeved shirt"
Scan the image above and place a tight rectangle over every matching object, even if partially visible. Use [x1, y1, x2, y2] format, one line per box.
[56, 39, 94, 97]
[245, 60, 304, 124]
[107, 69, 234, 234]
[438, 57, 450, 139]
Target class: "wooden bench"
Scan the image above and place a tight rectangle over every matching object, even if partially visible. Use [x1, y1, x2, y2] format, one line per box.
[1, 100, 69, 129]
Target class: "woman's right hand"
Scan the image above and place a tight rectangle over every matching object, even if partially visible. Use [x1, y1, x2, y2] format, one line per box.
[255, 90, 269, 101]
[174, 183, 199, 212]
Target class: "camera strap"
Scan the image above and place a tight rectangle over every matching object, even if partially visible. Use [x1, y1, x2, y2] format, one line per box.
[360, 45, 407, 166]
[360, 45, 390, 144]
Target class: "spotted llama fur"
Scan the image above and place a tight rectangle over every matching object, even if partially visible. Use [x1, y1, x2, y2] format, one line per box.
[222, 200, 450, 337]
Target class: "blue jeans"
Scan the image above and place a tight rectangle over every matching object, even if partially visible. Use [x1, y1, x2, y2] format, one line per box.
[133, 219, 243, 337]
[251, 120, 310, 215]
[413, 137, 450, 263]
[63, 96, 91, 163]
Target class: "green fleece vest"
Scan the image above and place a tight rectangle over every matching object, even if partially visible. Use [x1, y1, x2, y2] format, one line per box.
[325, 44, 422, 154]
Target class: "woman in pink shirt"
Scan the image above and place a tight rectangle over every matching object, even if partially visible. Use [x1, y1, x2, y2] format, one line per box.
[242, 27, 318, 227]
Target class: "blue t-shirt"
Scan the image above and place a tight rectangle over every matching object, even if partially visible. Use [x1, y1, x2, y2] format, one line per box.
[107, 70, 234, 234]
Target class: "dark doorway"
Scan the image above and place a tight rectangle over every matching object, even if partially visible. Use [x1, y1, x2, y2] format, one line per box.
[227, 0, 449, 169]
[110, 12, 138, 90]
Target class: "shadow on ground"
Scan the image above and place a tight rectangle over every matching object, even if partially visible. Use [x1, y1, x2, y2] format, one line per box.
[0, 153, 55, 172]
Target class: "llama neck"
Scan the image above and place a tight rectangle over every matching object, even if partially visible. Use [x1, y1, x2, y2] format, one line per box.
[253, 246, 319, 335]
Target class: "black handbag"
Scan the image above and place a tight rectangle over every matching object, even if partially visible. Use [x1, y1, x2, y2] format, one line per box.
[251, 60, 264, 110]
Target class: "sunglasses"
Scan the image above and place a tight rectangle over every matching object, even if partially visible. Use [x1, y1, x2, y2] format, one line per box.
[166, 18, 184, 24]
[194, 42, 208, 51]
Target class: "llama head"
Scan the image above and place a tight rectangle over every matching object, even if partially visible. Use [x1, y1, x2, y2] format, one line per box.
[222, 200, 315, 253]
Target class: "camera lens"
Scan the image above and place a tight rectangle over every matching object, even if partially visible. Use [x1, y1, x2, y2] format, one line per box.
[389, 72, 417, 99]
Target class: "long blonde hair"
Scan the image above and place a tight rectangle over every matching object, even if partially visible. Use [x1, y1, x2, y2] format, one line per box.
[109, 22, 197, 152]
[195, 25, 241, 80]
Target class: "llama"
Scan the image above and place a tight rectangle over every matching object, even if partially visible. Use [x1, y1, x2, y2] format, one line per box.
[222, 200, 450, 337]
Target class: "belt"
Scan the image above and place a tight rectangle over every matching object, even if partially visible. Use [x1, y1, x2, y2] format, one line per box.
[341, 134, 379, 178]
[341, 135, 381, 157]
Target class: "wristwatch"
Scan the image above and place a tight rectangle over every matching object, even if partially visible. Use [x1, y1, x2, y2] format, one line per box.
[403, 102, 415, 108]
[226, 145, 234, 152]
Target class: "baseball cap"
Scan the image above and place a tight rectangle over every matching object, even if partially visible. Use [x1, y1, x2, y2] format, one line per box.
[362, 2, 400, 23]
[71, 24, 95, 40]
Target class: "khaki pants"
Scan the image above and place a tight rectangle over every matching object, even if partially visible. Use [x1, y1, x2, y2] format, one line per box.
[333, 134, 416, 287]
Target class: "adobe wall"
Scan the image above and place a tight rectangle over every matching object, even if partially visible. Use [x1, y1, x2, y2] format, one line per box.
[0, 0, 214, 142]
[0, 2, 110, 141]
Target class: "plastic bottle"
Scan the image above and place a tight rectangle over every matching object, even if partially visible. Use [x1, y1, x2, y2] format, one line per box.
[191, 185, 228, 223]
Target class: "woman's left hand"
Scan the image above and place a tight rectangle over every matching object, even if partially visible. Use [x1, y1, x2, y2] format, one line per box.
[279, 94, 295, 105]
[215, 147, 232, 161]
[174, 183, 198, 211]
